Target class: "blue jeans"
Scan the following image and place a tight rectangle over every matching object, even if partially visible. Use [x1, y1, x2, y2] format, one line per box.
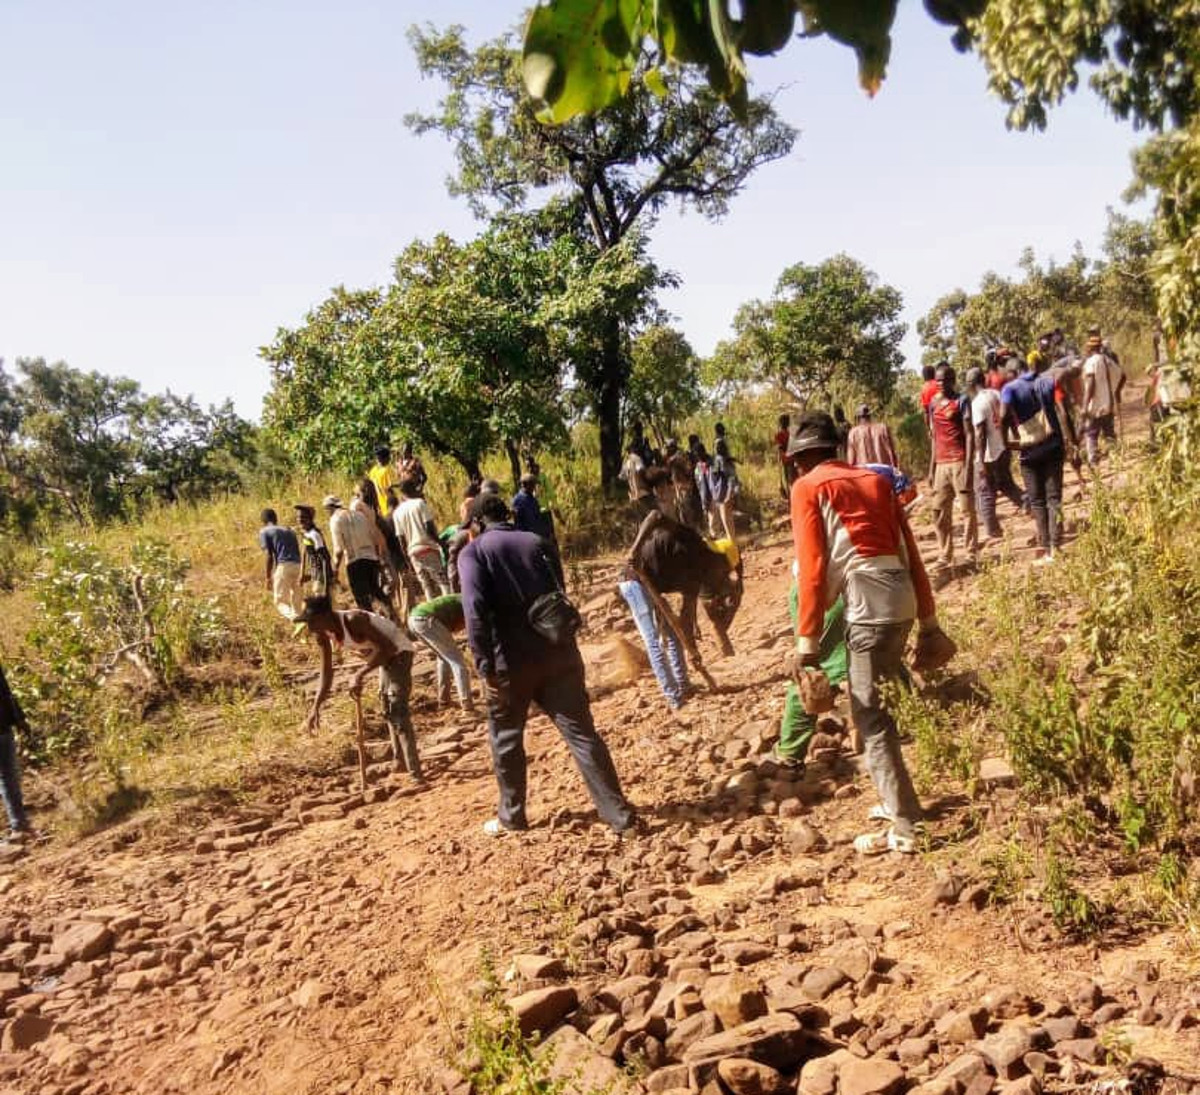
[619, 580, 689, 708]
[1, 730, 28, 833]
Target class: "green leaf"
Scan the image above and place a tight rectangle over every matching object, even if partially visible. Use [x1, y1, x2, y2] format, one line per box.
[797, 0, 898, 95]
[736, 0, 798, 55]
[522, 0, 649, 123]
[643, 64, 669, 96]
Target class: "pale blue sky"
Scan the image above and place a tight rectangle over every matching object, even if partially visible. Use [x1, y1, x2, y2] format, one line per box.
[0, 1, 1148, 419]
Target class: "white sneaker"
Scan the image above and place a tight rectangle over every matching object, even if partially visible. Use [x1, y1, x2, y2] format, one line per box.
[853, 827, 917, 856]
[1032, 554, 1056, 567]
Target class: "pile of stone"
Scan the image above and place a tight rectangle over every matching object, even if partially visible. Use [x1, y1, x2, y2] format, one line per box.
[443, 901, 1192, 1095]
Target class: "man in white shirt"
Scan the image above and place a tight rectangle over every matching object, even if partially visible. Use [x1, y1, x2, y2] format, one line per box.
[392, 480, 450, 601]
[966, 367, 1025, 541]
[1082, 331, 1125, 465]
[324, 495, 388, 612]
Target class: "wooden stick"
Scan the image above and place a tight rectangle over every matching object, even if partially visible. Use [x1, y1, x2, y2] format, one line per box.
[629, 565, 720, 693]
[353, 693, 368, 792]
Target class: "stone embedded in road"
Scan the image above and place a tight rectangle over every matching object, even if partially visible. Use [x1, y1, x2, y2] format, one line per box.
[52, 921, 113, 964]
[511, 953, 567, 981]
[700, 972, 768, 1028]
[978, 758, 1016, 788]
[936, 1006, 990, 1043]
[684, 1012, 828, 1074]
[717, 1056, 791, 1095]
[508, 985, 578, 1037]
[801, 966, 848, 1001]
[839, 1056, 907, 1095]
[976, 1026, 1033, 1080]
[1, 1012, 55, 1052]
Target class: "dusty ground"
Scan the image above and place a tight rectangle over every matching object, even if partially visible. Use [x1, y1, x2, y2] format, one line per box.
[2, 391, 1198, 1095]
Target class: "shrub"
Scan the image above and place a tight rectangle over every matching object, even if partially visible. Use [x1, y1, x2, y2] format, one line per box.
[15, 538, 225, 761]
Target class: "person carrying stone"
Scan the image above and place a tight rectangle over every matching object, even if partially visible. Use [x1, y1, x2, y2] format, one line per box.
[788, 412, 950, 854]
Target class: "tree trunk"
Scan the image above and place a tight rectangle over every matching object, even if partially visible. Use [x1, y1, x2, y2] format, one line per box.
[503, 438, 522, 493]
[597, 320, 625, 493]
[453, 453, 483, 484]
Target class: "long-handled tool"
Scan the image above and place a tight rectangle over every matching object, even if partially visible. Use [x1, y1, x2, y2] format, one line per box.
[352, 693, 368, 793]
[629, 564, 720, 693]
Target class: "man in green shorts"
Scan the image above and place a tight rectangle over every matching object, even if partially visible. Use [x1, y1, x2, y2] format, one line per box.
[774, 588, 847, 770]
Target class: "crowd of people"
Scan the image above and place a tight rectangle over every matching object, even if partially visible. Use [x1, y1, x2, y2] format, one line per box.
[246, 404, 956, 856]
[620, 422, 742, 542]
[0, 323, 1135, 854]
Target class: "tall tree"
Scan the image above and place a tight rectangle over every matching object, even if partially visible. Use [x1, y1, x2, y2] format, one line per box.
[916, 230, 1159, 371]
[520, 1, 1199, 365]
[407, 23, 795, 487]
[626, 326, 704, 446]
[262, 216, 664, 482]
[710, 255, 906, 408]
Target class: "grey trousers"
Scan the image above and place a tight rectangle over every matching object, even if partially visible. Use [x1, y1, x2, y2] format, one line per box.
[380, 652, 422, 780]
[486, 650, 635, 832]
[847, 621, 923, 837]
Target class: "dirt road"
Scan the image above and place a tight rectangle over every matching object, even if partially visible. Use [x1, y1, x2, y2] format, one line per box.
[2, 404, 1197, 1094]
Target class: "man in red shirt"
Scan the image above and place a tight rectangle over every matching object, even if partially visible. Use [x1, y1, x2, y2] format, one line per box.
[927, 364, 978, 574]
[773, 413, 792, 498]
[789, 412, 951, 855]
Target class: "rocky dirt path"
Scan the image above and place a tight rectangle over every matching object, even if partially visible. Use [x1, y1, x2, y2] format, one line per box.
[3, 401, 1198, 1095]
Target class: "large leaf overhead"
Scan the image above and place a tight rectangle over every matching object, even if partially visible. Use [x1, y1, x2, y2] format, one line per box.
[523, 0, 647, 123]
[521, 0, 902, 120]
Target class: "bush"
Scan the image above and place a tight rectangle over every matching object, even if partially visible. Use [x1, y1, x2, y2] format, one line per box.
[15, 538, 225, 762]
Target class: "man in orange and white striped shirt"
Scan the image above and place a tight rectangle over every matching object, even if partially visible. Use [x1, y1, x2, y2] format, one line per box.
[789, 412, 951, 855]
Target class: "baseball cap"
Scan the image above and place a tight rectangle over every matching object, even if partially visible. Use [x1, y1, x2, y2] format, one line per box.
[321, 495, 343, 509]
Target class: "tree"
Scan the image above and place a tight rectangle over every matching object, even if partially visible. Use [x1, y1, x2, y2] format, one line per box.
[0, 358, 253, 524]
[263, 216, 665, 483]
[626, 326, 703, 446]
[710, 255, 906, 408]
[407, 22, 795, 487]
[521, 1, 1200, 368]
[915, 290, 968, 369]
[916, 229, 1159, 371]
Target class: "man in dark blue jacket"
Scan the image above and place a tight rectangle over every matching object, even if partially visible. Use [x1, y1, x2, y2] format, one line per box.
[458, 493, 636, 836]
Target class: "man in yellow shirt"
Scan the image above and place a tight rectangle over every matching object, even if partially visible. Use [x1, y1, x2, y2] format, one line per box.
[368, 446, 399, 518]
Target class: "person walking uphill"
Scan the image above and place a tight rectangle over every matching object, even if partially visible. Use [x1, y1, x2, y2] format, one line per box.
[296, 596, 423, 780]
[0, 663, 31, 841]
[928, 364, 978, 574]
[1001, 349, 1079, 565]
[393, 479, 450, 601]
[965, 367, 1024, 540]
[789, 412, 951, 854]
[259, 509, 304, 619]
[846, 405, 898, 468]
[458, 493, 637, 836]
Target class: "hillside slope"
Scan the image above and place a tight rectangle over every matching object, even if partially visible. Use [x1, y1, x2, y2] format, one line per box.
[1, 390, 1198, 1095]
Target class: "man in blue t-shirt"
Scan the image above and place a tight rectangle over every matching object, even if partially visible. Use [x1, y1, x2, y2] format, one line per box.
[1000, 351, 1080, 565]
[259, 508, 304, 618]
